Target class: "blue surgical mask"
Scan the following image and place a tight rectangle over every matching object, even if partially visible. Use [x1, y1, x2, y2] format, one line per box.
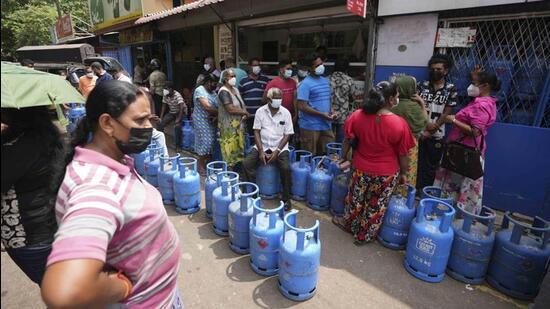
[314, 64, 325, 76]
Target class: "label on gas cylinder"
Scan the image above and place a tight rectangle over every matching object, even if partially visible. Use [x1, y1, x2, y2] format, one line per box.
[416, 237, 436, 256]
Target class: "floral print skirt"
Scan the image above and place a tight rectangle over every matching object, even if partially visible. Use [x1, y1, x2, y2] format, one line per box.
[433, 164, 484, 215]
[219, 117, 245, 167]
[343, 169, 399, 242]
[408, 143, 419, 188]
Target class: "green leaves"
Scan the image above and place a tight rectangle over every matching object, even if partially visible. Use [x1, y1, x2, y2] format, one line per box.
[1, 0, 91, 59]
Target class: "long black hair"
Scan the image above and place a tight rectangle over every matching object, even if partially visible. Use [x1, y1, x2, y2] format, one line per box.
[55, 81, 144, 189]
[1, 106, 64, 195]
[362, 81, 398, 114]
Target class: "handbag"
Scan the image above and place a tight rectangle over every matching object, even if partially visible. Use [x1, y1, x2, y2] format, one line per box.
[440, 132, 484, 180]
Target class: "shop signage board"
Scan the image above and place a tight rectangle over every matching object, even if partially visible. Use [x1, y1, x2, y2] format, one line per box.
[435, 27, 477, 48]
[55, 15, 74, 41]
[347, 0, 367, 18]
[119, 25, 154, 45]
[89, 0, 143, 31]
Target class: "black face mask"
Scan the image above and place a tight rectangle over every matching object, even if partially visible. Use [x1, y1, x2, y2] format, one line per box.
[114, 123, 153, 154]
[429, 70, 445, 81]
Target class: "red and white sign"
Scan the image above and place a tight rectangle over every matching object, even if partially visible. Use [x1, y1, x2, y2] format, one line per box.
[55, 15, 74, 41]
[347, 0, 368, 18]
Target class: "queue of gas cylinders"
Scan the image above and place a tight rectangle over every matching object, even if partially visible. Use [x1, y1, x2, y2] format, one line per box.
[64, 106, 550, 302]
[118, 116, 550, 303]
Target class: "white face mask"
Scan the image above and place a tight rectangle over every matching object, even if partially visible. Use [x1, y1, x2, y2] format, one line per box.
[228, 77, 237, 87]
[270, 99, 282, 109]
[314, 64, 325, 76]
[283, 69, 293, 79]
[467, 84, 480, 97]
[86, 72, 94, 78]
[163, 89, 170, 96]
[252, 66, 261, 75]
[298, 70, 308, 78]
[203, 63, 211, 71]
[394, 97, 400, 107]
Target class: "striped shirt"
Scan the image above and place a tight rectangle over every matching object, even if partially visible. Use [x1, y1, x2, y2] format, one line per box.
[48, 147, 181, 308]
[163, 91, 186, 114]
[239, 74, 270, 114]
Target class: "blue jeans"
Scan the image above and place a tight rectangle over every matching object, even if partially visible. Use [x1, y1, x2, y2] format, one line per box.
[5, 240, 52, 285]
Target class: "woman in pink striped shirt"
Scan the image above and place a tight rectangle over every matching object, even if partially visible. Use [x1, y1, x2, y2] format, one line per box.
[41, 81, 182, 308]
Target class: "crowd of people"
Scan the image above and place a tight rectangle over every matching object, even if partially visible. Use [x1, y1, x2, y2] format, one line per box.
[1, 51, 499, 306]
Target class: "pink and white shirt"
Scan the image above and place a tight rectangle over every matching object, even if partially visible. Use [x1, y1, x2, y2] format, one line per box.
[48, 147, 181, 308]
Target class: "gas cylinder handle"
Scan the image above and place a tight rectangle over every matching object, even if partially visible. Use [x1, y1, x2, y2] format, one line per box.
[207, 161, 228, 178]
[416, 199, 427, 224]
[159, 155, 167, 172]
[439, 202, 455, 233]
[170, 154, 181, 171]
[283, 211, 320, 250]
[267, 201, 284, 229]
[282, 210, 298, 243]
[252, 198, 261, 225]
[504, 212, 550, 248]
[405, 185, 417, 210]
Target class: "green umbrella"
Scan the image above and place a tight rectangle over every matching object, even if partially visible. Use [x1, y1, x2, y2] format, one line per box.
[1, 61, 85, 109]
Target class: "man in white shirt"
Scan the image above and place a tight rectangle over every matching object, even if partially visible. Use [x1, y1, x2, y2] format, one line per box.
[243, 87, 294, 210]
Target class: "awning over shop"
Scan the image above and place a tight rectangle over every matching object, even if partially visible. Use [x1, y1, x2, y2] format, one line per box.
[135, 0, 225, 25]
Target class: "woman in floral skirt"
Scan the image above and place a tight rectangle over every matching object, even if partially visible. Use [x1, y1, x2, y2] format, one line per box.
[217, 69, 251, 168]
[333, 82, 416, 244]
[434, 71, 499, 215]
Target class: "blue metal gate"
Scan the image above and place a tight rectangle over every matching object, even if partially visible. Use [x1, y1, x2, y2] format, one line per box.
[441, 15, 550, 127]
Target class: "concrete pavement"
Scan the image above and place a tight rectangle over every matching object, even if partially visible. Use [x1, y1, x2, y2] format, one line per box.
[1, 194, 526, 309]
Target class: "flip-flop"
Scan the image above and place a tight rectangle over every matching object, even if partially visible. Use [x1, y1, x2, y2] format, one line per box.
[354, 240, 368, 246]
[332, 216, 348, 233]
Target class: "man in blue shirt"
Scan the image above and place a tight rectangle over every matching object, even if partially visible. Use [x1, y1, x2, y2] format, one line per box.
[239, 57, 270, 134]
[296, 53, 334, 155]
[91, 62, 113, 85]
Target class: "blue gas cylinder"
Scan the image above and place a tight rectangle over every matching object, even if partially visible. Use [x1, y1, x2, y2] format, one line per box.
[257, 162, 280, 199]
[144, 145, 162, 187]
[329, 169, 350, 217]
[228, 182, 259, 254]
[158, 153, 180, 204]
[487, 213, 550, 300]
[278, 210, 321, 301]
[307, 156, 333, 211]
[173, 157, 201, 214]
[67, 104, 86, 133]
[182, 120, 194, 151]
[205, 161, 227, 219]
[404, 198, 456, 283]
[378, 184, 417, 249]
[325, 143, 342, 174]
[132, 144, 154, 176]
[422, 186, 454, 206]
[212, 171, 240, 236]
[249, 199, 285, 276]
[447, 205, 496, 284]
[290, 150, 312, 201]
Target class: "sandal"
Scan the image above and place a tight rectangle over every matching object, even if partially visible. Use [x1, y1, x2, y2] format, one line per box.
[353, 240, 368, 246]
[332, 216, 348, 233]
